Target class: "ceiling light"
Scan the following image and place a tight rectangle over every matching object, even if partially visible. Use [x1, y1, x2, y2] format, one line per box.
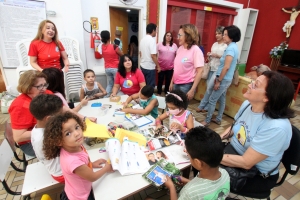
[126, 9, 131, 12]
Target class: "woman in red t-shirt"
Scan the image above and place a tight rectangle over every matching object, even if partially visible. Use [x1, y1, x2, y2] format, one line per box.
[8, 70, 52, 157]
[111, 54, 146, 96]
[28, 20, 69, 72]
[100, 31, 123, 97]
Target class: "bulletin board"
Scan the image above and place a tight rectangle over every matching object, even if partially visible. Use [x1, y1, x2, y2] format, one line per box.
[0, 0, 46, 69]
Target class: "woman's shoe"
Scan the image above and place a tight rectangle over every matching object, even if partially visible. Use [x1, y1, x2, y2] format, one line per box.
[201, 121, 210, 127]
[196, 108, 207, 113]
[211, 118, 221, 125]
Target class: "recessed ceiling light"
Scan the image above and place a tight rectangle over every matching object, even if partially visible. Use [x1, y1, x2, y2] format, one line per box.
[126, 9, 131, 12]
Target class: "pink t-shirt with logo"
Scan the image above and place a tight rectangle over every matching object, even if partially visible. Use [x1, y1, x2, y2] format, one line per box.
[157, 42, 178, 71]
[173, 45, 204, 84]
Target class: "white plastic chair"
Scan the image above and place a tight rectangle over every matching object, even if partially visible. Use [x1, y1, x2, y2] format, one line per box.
[15, 39, 35, 79]
[60, 36, 84, 101]
[156, 96, 166, 114]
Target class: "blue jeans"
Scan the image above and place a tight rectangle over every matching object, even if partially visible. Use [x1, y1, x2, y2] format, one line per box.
[203, 78, 232, 123]
[141, 67, 156, 88]
[105, 68, 118, 97]
[20, 143, 36, 157]
[173, 82, 193, 94]
[199, 71, 217, 110]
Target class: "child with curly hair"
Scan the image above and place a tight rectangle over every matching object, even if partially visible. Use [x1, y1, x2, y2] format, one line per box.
[155, 90, 194, 138]
[43, 112, 113, 200]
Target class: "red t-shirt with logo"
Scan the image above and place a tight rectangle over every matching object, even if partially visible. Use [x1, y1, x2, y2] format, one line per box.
[115, 69, 145, 95]
[28, 40, 65, 70]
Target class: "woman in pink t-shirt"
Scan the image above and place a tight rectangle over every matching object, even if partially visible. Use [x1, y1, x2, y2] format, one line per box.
[111, 54, 146, 96]
[157, 32, 178, 95]
[170, 24, 204, 100]
[100, 31, 123, 97]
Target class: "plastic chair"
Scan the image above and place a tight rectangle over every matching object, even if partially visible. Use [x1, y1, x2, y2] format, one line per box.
[230, 125, 300, 199]
[0, 139, 21, 195]
[15, 39, 35, 80]
[60, 36, 84, 102]
[156, 96, 166, 114]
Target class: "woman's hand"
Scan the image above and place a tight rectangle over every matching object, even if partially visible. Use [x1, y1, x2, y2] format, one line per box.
[80, 98, 88, 106]
[214, 81, 220, 91]
[169, 82, 173, 92]
[186, 89, 195, 100]
[64, 65, 69, 73]
[110, 93, 116, 97]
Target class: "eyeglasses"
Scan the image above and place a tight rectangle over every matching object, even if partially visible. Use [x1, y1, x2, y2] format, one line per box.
[177, 33, 184, 38]
[33, 83, 49, 90]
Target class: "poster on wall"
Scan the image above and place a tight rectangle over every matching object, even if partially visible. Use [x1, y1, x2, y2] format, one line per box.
[0, 0, 46, 68]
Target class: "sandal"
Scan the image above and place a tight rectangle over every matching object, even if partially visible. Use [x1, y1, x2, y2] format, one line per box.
[211, 119, 221, 125]
[196, 108, 207, 113]
[201, 121, 210, 127]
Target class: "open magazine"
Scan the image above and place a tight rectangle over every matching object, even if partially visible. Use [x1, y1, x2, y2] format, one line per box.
[145, 146, 190, 166]
[142, 159, 181, 188]
[105, 138, 150, 175]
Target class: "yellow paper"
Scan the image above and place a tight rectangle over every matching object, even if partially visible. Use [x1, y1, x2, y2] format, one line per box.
[83, 119, 111, 138]
[115, 128, 146, 147]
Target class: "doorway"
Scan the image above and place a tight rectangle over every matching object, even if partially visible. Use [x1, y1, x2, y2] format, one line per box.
[109, 7, 139, 55]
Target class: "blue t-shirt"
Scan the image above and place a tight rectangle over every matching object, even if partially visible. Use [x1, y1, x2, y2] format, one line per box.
[216, 42, 239, 80]
[231, 100, 292, 175]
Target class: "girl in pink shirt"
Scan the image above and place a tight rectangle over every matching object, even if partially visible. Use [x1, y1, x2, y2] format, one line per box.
[43, 112, 113, 200]
[155, 90, 194, 138]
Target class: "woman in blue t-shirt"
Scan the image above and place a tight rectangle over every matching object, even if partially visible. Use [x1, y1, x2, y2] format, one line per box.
[220, 71, 295, 194]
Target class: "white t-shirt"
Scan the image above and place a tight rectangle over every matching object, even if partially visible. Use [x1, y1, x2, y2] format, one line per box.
[140, 34, 157, 70]
[31, 126, 63, 177]
[209, 42, 227, 71]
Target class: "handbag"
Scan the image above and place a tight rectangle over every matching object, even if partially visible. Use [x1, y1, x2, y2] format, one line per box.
[220, 103, 280, 192]
[201, 58, 210, 79]
[220, 143, 258, 192]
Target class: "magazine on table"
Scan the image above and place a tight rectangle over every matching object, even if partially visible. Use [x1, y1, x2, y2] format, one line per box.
[105, 138, 150, 175]
[142, 159, 181, 188]
[125, 113, 153, 128]
[144, 147, 190, 166]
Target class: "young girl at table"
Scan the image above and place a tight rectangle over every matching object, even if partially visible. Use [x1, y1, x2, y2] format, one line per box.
[155, 90, 194, 139]
[122, 85, 159, 118]
[80, 69, 107, 101]
[43, 112, 113, 200]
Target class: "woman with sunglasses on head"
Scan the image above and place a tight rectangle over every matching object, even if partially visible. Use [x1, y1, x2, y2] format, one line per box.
[220, 71, 294, 194]
[170, 24, 204, 100]
[111, 54, 146, 97]
[156, 31, 178, 95]
[201, 25, 241, 127]
[8, 70, 53, 157]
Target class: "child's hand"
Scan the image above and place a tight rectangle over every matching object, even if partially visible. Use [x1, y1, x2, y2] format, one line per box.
[178, 176, 190, 184]
[170, 122, 182, 130]
[94, 92, 104, 98]
[122, 108, 129, 113]
[92, 159, 107, 168]
[122, 102, 128, 109]
[87, 117, 97, 123]
[164, 176, 175, 189]
[103, 161, 114, 173]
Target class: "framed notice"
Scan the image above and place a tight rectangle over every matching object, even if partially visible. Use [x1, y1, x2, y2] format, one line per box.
[0, 0, 46, 68]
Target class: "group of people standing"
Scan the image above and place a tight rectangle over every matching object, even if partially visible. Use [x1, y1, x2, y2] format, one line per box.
[7, 18, 297, 199]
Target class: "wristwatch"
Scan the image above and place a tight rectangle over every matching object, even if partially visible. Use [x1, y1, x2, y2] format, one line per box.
[216, 75, 222, 82]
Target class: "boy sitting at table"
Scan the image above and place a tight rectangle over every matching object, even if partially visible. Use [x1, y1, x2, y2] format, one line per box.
[164, 127, 230, 200]
[122, 85, 158, 118]
[29, 94, 65, 183]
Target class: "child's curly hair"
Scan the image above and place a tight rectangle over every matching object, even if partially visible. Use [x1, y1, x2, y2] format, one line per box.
[43, 111, 86, 160]
[165, 90, 188, 110]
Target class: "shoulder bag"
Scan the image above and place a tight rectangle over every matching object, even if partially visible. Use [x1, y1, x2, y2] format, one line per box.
[201, 58, 210, 79]
[220, 103, 279, 192]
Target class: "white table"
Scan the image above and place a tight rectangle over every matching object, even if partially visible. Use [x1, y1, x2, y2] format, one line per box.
[77, 96, 191, 200]
[88, 145, 190, 200]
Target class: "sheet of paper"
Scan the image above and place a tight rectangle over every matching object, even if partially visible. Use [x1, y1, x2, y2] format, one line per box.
[105, 138, 121, 171]
[115, 128, 147, 147]
[83, 119, 111, 138]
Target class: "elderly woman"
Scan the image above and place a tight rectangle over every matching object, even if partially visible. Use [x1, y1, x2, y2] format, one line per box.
[196, 26, 227, 113]
[8, 70, 52, 156]
[220, 71, 294, 194]
[170, 24, 204, 100]
[100, 30, 123, 97]
[201, 25, 241, 126]
[246, 64, 271, 80]
[29, 20, 69, 72]
[111, 54, 146, 96]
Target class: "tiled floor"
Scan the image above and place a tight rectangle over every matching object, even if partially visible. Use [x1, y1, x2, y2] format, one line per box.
[1, 95, 300, 200]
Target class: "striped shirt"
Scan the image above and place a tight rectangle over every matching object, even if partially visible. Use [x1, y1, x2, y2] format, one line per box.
[179, 168, 230, 200]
